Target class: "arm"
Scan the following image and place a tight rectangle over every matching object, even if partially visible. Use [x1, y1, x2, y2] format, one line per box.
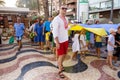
[108, 36, 116, 48]
[108, 41, 116, 48]
[34, 24, 37, 36]
[42, 22, 46, 35]
[80, 35, 85, 47]
[67, 24, 76, 30]
[52, 19, 59, 49]
[115, 41, 120, 45]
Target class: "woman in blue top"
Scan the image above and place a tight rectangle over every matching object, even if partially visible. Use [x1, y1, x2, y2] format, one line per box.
[34, 18, 45, 49]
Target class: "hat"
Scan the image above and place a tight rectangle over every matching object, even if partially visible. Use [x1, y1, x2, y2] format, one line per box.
[109, 28, 117, 33]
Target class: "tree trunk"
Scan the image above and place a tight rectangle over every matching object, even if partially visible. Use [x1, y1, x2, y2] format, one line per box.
[37, 0, 40, 14]
[110, 0, 114, 21]
[42, 0, 49, 20]
[59, 0, 62, 8]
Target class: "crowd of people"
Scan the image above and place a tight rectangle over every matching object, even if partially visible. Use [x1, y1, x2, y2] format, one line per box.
[8, 5, 120, 78]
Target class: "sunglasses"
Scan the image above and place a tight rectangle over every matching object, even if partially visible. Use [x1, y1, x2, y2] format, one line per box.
[61, 7, 67, 10]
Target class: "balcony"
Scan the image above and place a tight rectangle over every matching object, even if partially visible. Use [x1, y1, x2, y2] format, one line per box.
[67, 0, 77, 4]
[67, 5, 76, 9]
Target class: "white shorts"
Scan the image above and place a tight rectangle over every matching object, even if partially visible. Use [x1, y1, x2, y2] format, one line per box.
[16, 36, 22, 41]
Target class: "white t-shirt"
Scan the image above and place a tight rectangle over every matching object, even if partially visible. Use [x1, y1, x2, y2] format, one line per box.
[51, 16, 69, 43]
[107, 34, 115, 51]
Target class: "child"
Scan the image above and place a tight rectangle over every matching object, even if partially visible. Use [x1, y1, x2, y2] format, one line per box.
[95, 35, 102, 58]
[72, 31, 80, 60]
[80, 30, 88, 59]
[106, 28, 117, 70]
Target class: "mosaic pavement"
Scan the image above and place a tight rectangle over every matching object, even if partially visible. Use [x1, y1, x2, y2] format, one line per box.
[0, 43, 120, 80]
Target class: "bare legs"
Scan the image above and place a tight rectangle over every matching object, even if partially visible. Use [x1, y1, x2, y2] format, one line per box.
[46, 40, 50, 49]
[17, 40, 22, 51]
[39, 42, 44, 49]
[96, 48, 100, 58]
[106, 52, 117, 70]
[72, 51, 78, 60]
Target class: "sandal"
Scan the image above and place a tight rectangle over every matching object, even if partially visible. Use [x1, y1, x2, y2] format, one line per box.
[57, 64, 65, 71]
[56, 66, 65, 71]
[58, 71, 65, 78]
[62, 67, 65, 71]
[61, 65, 65, 71]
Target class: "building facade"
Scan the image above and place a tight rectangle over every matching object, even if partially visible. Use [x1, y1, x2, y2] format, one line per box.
[66, 0, 77, 20]
[89, 0, 120, 23]
[0, 7, 30, 40]
[66, 0, 120, 23]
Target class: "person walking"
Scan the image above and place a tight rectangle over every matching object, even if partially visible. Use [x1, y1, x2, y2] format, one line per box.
[106, 28, 117, 70]
[72, 31, 80, 60]
[29, 19, 38, 42]
[44, 16, 52, 50]
[80, 30, 88, 59]
[14, 17, 25, 51]
[95, 35, 102, 58]
[113, 26, 120, 65]
[51, 5, 69, 78]
[34, 18, 45, 49]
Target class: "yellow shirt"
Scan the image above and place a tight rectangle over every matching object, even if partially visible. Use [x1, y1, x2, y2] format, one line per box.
[95, 35, 102, 42]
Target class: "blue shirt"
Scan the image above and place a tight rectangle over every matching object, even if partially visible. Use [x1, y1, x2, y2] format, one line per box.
[44, 21, 51, 32]
[14, 23, 25, 37]
[34, 23, 44, 35]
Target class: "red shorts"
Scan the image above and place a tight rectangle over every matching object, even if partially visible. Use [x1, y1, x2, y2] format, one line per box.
[57, 41, 68, 56]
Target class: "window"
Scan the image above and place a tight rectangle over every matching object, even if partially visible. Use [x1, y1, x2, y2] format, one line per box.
[114, 0, 120, 8]
[89, 3, 100, 11]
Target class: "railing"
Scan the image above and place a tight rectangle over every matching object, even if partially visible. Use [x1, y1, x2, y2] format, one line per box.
[89, 0, 120, 12]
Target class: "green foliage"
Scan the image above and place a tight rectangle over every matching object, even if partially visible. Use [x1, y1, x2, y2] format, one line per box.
[16, 0, 38, 10]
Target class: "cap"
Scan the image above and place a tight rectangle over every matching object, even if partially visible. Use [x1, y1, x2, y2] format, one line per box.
[109, 28, 117, 33]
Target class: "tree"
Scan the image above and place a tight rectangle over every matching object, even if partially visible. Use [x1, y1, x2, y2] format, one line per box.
[16, 0, 38, 10]
[37, 0, 40, 14]
[110, 0, 114, 21]
[42, 0, 49, 20]
[16, 0, 44, 15]
[16, 0, 49, 20]
[0, 0, 5, 6]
